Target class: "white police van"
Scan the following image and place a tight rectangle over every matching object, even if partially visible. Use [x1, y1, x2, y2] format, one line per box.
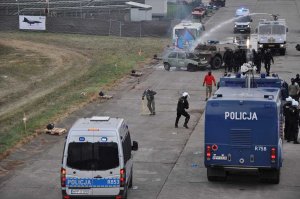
[234, 8, 252, 33]
[61, 116, 138, 199]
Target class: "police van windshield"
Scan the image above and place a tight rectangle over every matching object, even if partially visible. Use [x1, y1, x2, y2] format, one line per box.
[67, 142, 119, 170]
[259, 25, 285, 34]
[236, 16, 251, 23]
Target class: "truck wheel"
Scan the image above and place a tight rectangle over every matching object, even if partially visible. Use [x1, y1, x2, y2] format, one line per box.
[164, 63, 171, 71]
[259, 168, 280, 184]
[211, 56, 222, 69]
[280, 49, 286, 56]
[207, 167, 227, 182]
[187, 64, 196, 72]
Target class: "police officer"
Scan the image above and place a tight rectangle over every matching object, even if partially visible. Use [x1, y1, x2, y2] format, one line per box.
[253, 49, 263, 74]
[283, 97, 293, 141]
[223, 48, 234, 72]
[289, 100, 300, 144]
[288, 78, 300, 101]
[263, 49, 274, 74]
[175, 92, 190, 129]
[233, 49, 241, 73]
[142, 89, 157, 115]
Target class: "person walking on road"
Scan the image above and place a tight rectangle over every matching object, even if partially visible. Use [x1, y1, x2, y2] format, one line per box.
[233, 49, 241, 73]
[263, 49, 274, 74]
[288, 78, 300, 101]
[289, 100, 300, 144]
[203, 71, 216, 101]
[283, 97, 293, 141]
[175, 92, 190, 129]
[142, 89, 157, 115]
[223, 48, 234, 72]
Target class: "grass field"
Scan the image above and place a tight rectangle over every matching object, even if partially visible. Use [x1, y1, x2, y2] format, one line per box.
[0, 31, 169, 155]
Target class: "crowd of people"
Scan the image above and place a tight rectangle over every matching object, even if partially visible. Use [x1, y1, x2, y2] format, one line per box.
[222, 47, 274, 75]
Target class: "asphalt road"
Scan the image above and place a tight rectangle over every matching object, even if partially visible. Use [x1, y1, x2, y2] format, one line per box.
[1, 0, 300, 199]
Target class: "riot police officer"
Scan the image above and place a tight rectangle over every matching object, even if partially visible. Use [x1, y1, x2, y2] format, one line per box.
[288, 100, 300, 144]
[263, 49, 274, 74]
[223, 48, 234, 72]
[175, 92, 190, 129]
[283, 97, 293, 141]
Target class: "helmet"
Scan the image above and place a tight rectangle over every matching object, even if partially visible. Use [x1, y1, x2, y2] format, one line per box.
[292, 100, 299, 107]
[182, 92, 190, 98]
[286, 96, 293, 102]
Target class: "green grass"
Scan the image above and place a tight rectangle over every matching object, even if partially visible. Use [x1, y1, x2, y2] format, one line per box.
[0, 31, 169, 154]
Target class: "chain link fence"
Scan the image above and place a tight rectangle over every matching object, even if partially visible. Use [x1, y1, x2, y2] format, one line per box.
[0, 0, 198, 37]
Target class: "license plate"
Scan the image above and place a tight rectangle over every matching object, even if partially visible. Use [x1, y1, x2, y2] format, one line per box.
[71, 189, 89, 194]
[269, 45, 275, 47]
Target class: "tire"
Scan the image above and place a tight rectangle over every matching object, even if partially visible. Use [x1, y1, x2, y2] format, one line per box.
[164, 63, 171, 71]
[280, 49, 286, 56]
[211, 56, 222, 69]
[187, 64, 196, 72]
[207, 167, 227, 182]
[259, 168, 280, 184]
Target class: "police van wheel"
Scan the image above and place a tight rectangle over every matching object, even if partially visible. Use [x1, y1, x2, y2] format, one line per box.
[259, 168, 280, 184]
[164, 63, 171, 71]
[207, 167, 227, 182]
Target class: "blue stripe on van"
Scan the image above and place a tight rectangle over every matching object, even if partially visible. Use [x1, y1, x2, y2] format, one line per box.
[66, 178, 120, 188]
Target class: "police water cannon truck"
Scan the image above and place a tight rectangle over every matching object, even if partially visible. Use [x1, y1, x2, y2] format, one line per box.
[204, 65, 283, 183]
[256, 16, 288, 55]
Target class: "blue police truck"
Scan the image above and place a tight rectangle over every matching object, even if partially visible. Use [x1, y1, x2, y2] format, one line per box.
[204, 73, 283, 184]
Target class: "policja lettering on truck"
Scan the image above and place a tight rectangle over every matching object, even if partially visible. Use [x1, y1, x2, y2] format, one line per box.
[224, 112, 258, 120]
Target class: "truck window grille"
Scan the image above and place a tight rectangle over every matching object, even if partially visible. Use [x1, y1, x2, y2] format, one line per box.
[230, 129, 252, 148]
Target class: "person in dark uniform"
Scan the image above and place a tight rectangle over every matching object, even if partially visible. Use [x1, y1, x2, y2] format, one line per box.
[142, 89, 157, 115]
[233, 49, 241, 73]
[289, 100, 300, 144]
[223, 48, 233, 72]
[253, 49, 263, 74]
[283, 97, 293, 141]
[175, 92, 190, 129]
[281, 81, 289, 100]
[295, 74, 300, 85]
[263, 49, 274, 74]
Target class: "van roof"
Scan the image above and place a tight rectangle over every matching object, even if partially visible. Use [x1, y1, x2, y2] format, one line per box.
[211, 87, 280, 102]
[69, 117, 124, 132]
[235, 8, 250, 16]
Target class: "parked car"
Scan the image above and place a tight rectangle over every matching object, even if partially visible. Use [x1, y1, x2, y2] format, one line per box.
[162, 50, 208, 71]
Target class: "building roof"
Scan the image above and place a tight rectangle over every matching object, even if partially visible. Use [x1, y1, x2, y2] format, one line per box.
[126, 1, 152, 10]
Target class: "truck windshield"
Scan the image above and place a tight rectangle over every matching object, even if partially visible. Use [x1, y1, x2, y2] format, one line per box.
[259, 24, 285, 34]
[67, 142, 119, 170]
[175, 28, 198, 39]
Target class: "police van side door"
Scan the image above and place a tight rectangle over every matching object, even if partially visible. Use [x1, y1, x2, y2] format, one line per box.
[65, 133, 94, 196]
